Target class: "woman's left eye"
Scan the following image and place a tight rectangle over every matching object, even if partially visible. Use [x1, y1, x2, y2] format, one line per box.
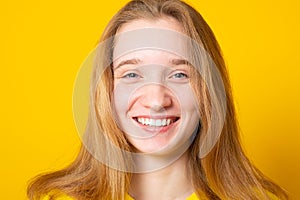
[171, 72, 188, 79]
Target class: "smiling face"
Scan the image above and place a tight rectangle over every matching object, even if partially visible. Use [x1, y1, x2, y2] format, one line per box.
[112, 18, 200, 154]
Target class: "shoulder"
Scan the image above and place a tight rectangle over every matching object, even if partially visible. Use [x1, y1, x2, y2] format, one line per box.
[40, 191, 281, 200]
[186, 191, 281, 200]
[41, 192, 74, 200]
[42, 195, 74, 200]
[186, 192, 198, 200]
[267, 192, 282, 200]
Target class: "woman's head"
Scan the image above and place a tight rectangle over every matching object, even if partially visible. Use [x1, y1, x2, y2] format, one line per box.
[92, 0, 228, 160]
[112, 17, 202, 155]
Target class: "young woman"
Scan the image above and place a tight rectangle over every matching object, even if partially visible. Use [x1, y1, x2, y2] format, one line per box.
[27, 0, 288, 199]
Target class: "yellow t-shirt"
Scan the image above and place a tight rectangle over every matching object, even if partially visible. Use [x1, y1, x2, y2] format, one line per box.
[42, 192, 198, 200]
[42, 191, 279, 200]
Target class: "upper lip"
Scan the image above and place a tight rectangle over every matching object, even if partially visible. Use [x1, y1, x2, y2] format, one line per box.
[132, 115, 180, 119]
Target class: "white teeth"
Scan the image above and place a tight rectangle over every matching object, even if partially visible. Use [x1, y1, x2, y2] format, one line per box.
[138, 118, 142, 123]
[155, 119, 162, 126]
[136, 117, 175, 127]
[167, 119, 171, 125]
[150, 119, 156, 126]
[145, 118, 150, 125]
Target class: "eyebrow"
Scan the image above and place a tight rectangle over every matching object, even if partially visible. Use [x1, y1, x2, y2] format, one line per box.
[114, 59, 141, 70]
[170, 58, 189, 66]
[114, 58, 189, 70]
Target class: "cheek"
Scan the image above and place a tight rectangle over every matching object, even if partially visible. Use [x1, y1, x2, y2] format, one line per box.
[169, 84, 200, 135]
[113, 81, 147, 138]
[169, 84, 199, 114]
[113, 80, 134, 115]
[181, 95, 198, 112]
[112, 81, 131, 131]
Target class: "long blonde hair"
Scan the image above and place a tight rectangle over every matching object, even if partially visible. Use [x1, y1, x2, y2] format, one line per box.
[27, 0, 288, 199]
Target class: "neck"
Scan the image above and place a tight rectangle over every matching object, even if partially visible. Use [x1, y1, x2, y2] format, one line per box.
[129, 151, 194, 200]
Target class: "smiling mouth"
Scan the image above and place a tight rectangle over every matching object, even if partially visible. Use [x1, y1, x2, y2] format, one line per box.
[133, 117, 180, 127]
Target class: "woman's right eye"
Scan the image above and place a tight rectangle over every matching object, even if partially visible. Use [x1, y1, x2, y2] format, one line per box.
[122, 72, 140, 79]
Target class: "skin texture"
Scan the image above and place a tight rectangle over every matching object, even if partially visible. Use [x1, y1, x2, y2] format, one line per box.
[113, 17, 199, 154]
[112, 17, 199, 199]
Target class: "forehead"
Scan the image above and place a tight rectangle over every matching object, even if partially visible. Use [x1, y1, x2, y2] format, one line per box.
[113, 18, 189, 67]
[116, 17, 184, 34]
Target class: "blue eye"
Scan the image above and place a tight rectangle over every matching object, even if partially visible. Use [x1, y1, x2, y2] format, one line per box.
[122, 72, 140, 79]
[172, 72, 188, 79]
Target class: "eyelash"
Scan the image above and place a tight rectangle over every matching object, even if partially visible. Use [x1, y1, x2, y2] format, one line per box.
[121, 72, 141, 79]
[118, 71, 189, 82]
[171, 72, 188, 79]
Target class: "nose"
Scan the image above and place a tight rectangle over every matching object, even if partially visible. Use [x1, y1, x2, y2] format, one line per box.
[140, 84, 172, 111]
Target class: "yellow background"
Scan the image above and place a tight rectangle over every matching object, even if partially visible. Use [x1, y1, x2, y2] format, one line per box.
[1, 0, 299, 199]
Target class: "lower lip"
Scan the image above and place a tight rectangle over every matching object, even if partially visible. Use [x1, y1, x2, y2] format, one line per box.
[132, 118, 179, 134]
